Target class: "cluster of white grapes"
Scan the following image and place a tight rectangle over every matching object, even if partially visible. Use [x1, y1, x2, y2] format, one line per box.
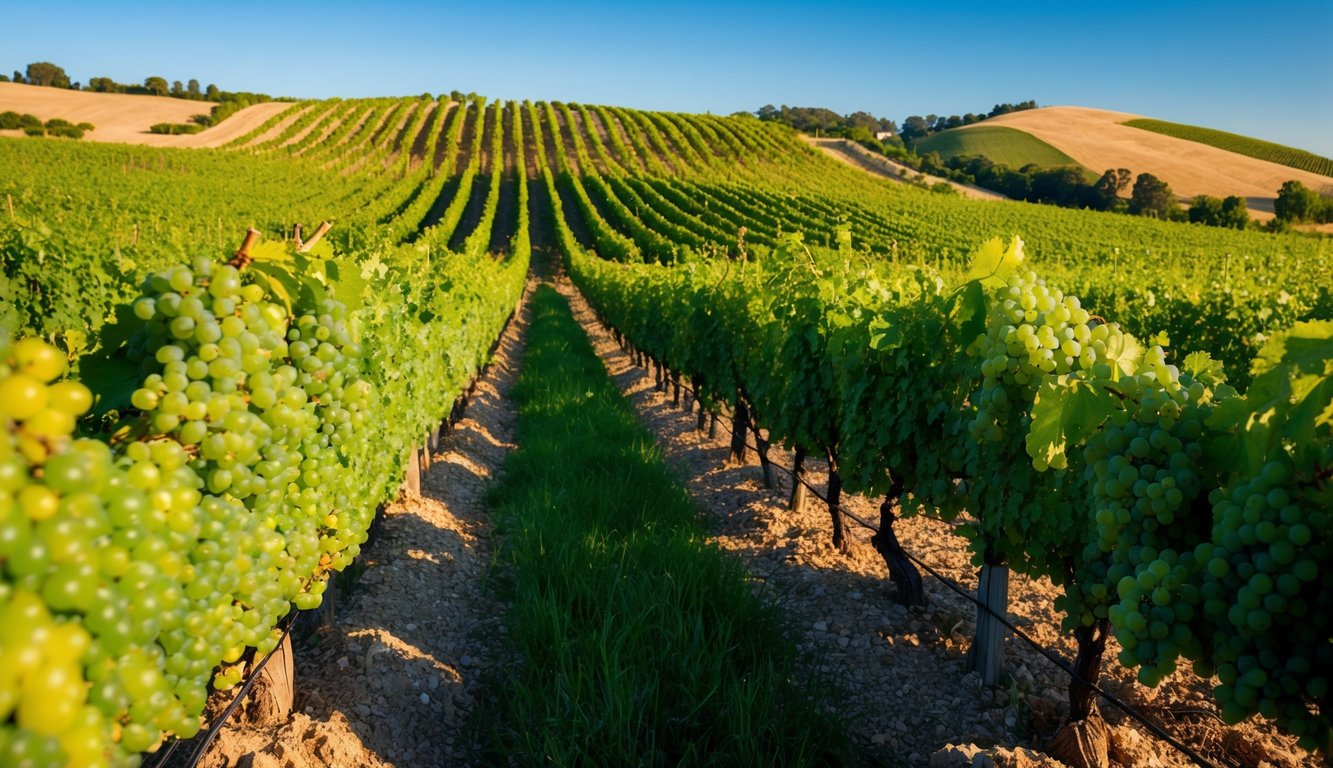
[1080, 349, 1223, 687]
[969, 268, 1128, 462]
[1200, 459, 1328, 740]
[1, 253, 373, 766]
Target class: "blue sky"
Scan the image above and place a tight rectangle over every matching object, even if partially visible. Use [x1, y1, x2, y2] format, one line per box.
[4, 0, 1331, 155]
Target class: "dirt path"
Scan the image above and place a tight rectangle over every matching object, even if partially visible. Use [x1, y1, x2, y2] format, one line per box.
[804, 136, 1008, 201]
[554, 273, 1315, 768]
[188, 281, 532, 768]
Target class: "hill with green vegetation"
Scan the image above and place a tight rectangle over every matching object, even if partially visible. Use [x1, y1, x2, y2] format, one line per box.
[913, 124, 1090, 174]
[1123, 117, 1333, 179]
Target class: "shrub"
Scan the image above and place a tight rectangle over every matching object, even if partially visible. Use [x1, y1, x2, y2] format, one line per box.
[149, 122, 205, 135]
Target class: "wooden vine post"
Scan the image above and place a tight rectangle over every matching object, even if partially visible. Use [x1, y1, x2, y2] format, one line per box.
[245, 634, 294, 725]
[790, 445, 808, 515]
[229, 227, 261, 269]
[297, 220, 332, 253]
[402, 444, 421, 495]
[967, 560, 1010, 686]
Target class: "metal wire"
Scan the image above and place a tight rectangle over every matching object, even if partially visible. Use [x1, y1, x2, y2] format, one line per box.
[613, 331, 1225, 768]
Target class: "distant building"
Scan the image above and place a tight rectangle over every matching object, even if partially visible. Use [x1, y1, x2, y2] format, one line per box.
[875, 131, 895, 141]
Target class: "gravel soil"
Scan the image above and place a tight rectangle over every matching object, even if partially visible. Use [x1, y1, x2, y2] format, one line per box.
[554, 272, 1316, 768]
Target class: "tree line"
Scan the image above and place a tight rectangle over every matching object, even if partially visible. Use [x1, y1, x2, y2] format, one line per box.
[2, 61, 289, 130]
[749, 100, 1038, 145]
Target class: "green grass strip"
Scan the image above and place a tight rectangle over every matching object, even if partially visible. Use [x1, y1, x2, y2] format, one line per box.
[1122, 118, 1333, 179]
[482, 285, 853, 767]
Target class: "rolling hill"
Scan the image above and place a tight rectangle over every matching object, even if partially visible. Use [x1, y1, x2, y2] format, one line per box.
[912, 124, 1091, 176]
[0, 81, 290, 147]
[966, 106, 1333, 219]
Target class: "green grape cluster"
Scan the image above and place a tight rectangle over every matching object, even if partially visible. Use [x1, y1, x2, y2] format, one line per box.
[968, 269, 1117, 463]
[127, 257, 371, 615]
[1200, 458, 1330, 746]
[0, 335, 129, 767]
[1, 254, 379, 767]
[1082, 351, 1220, 681]
[1, 335, 210, 765]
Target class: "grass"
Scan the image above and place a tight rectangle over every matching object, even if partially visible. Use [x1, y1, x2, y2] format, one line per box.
[913, 124, 1090, 173]
[1122, 118, 1333, 179]
[480, 284, 853, 767]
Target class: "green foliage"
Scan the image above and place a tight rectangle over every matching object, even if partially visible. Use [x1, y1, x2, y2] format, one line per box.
[24, 61, 70, 89]
[484, 286, 852, 766]
[568, 226, 1332, 750]
[914, 125, 1086, 171]
[148, 122, 204, 135]
[1274, 180, 1333, 224]
[1129, 173, 1177, 219]
[1124, 118, 1333, 178]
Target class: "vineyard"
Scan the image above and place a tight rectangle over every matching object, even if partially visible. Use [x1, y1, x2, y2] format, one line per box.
[1, 92, 1330, 767]
[1121, 118, 1333, 180]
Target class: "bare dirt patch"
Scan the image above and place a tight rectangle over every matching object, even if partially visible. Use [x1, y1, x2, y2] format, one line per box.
[177, 284, 532, 768]
[974, 107, 1333, 220]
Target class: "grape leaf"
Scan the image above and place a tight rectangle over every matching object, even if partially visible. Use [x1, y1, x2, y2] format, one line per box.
[964, 236, 1024, 286]
[1027, 375, 1119, 469]
[1103, 331, 1142, 378]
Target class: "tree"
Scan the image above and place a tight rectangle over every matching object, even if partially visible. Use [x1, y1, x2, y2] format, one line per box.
[187, 79, 200, 98]
[899, 115, 930, 143]
[11, 71, 24, 84]
[1188, 194, 1224, 225]
[1129, 173, 1175, 218]
[757, 104, 778, 121]
[144, 77, 169, 96]
[0, 75, 8, 83]
[171, 80, 184, 97]
[1091, 168, 1131, 210]
[1219, 196, 1249, 229]
[25, 62, 70, 88]
[1274, 180, 1322, 222]
[205, 83, 220, 100]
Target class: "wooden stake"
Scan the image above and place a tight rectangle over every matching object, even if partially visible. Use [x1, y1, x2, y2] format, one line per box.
[5, 193, 12, 220]
[967, 563, 1009, 686]
[297, 220, 332, 252]
[229, 227, 261, 269]
[293, 222, 303, 250]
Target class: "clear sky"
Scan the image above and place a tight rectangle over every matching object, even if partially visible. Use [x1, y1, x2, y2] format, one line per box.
[4, 0, 1331, 156]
